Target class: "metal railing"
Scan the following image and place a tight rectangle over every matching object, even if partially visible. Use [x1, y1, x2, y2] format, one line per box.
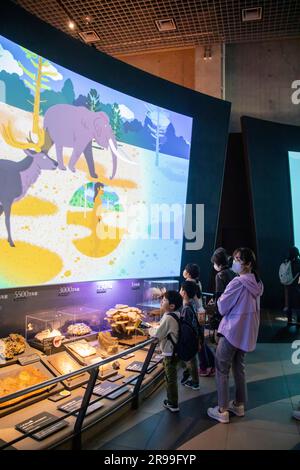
[0, 337, 159, 451]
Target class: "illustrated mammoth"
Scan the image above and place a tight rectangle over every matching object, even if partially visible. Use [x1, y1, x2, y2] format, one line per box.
[43, 104, 135, 179]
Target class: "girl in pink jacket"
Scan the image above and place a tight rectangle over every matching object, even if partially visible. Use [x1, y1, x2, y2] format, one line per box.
[207, 247, 264, 423]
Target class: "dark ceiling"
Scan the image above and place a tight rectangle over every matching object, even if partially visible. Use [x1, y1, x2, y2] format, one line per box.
[14, 0, 300, 56]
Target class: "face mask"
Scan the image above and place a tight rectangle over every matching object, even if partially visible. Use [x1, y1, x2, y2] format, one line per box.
[232, 260, 243, 274]
[214, 263, 221, 272]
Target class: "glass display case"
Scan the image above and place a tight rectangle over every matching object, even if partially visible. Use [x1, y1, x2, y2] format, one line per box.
[25, 310, 74, 355]
[57, 305, 100, 339]
[139, 279, 179, 320]
[0, 334, 163, 450]
[142, 279, 179, 308]
[1, 285, 165, 449]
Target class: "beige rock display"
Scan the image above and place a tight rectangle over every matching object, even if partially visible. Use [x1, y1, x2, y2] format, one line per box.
[34, 329, 63, 342]
[98, 331, 119, 356]
[0, 334, 26, 360]
[104, 305, 145, 336]
[67, 323, 92, 336]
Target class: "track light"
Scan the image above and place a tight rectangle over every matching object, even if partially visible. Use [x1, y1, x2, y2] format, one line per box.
[204, 46, 212, 60]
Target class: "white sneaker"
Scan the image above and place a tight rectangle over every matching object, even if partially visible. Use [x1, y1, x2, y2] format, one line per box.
[228, 400, 245, 417]
[207, 406, 229, 424]
[292, 410, 300, 421]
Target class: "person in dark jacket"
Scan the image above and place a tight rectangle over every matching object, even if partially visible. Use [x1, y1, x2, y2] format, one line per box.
[212, 248, 237, 302]
[182, 264, 215, 377]
[179, 281, 201, 390]
[285, 246, 300, 324]
[205, 248, 237, 346]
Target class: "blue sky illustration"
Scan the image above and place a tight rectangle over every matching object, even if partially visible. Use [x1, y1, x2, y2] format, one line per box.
[0, 34, 193, 144]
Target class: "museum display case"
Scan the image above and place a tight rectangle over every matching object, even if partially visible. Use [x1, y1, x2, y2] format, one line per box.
[139, 279, 180, 320]
[0, 305, 164, 450]
[25, 310, 75, 355]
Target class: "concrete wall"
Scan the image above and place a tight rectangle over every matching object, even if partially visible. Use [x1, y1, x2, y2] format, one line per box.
[194, 44, 222, 99]
[116, 47, 196, 90]
[116, 44, 222, 98]
[226, 39, 300, 132]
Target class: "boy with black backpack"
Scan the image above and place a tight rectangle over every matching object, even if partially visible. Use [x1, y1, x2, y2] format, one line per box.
[179, 281, 201, 390]
[148, 290, 183, 412]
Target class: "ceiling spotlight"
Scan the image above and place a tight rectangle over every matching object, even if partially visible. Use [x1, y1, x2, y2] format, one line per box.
[84, 15, 93, 24]
[68, 20, 75, 30]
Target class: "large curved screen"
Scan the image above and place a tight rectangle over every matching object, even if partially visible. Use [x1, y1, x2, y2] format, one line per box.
[0, 34, 193, 288]
[288, 151, 300, 248]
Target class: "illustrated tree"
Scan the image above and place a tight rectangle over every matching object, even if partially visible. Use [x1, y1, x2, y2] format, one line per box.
[111, 102, 122, 140]
[1, 47, 61, 152]
[87, 88, 101, 112]
[146, 104, 170, 166]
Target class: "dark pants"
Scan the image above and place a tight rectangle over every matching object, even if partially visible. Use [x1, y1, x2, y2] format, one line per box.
[286, 285, 300, 322]
[198, 342, 215, 370]
[181, 355, 199, 383]
[163, 356, 180, 406]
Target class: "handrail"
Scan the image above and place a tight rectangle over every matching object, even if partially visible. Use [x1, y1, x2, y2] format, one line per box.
[0, 336, 159, 450]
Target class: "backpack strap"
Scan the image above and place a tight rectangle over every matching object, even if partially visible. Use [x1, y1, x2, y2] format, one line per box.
[166, 312, 180, 351]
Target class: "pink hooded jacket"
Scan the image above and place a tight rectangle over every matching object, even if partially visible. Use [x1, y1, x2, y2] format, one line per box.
[217, 273, 264, 352]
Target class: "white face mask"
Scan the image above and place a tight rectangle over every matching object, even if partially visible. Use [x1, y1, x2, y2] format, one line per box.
[232, 260, 243, 274]
[213, 263, 221, 272]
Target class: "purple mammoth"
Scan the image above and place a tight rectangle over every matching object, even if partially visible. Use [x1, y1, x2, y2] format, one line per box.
[43, 104, 134, 179]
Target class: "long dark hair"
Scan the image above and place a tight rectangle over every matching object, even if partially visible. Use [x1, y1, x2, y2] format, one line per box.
[233, 247, 260, 283]
[288, 246, 299, 261]
[184, 263, 201, 298]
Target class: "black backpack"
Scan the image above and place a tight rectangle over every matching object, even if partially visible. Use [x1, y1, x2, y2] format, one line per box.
[167, 312, 199, 362]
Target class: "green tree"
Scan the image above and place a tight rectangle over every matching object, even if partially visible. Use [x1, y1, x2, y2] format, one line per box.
[40, 78, 75, 114]
[62, 78, 75, 104]
[87, 88, 101, 112]
[0, 71, 32, 111]
[111, 102, 122, 140]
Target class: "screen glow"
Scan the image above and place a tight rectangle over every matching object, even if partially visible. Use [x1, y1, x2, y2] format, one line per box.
[288, 151, 300, 248]
[0, 35, 193, 288]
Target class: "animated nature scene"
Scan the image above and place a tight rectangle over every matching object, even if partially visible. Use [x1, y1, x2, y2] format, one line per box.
[0, 34, 193, 288]
[288, 151, 300, 248]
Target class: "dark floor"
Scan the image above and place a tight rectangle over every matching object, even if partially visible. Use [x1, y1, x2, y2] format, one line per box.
[84, 310, 300, 450]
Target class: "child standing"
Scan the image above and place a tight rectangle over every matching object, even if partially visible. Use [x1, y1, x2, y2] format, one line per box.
[179, 281, 201, 390]
[183, 264, 215, 377]
[149, 290, 183, 412]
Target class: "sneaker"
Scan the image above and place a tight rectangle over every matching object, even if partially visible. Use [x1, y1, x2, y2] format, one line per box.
[199, 368, 210, 377]
[181, 370, 190, 385]
[183, 379, 200, 390]
[207, 406, 229, 424]
[228, 400, 245, 417]
[163, 399, 179, 413]
[199, 367, 216, 377]
[292, 410, 300, 421]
